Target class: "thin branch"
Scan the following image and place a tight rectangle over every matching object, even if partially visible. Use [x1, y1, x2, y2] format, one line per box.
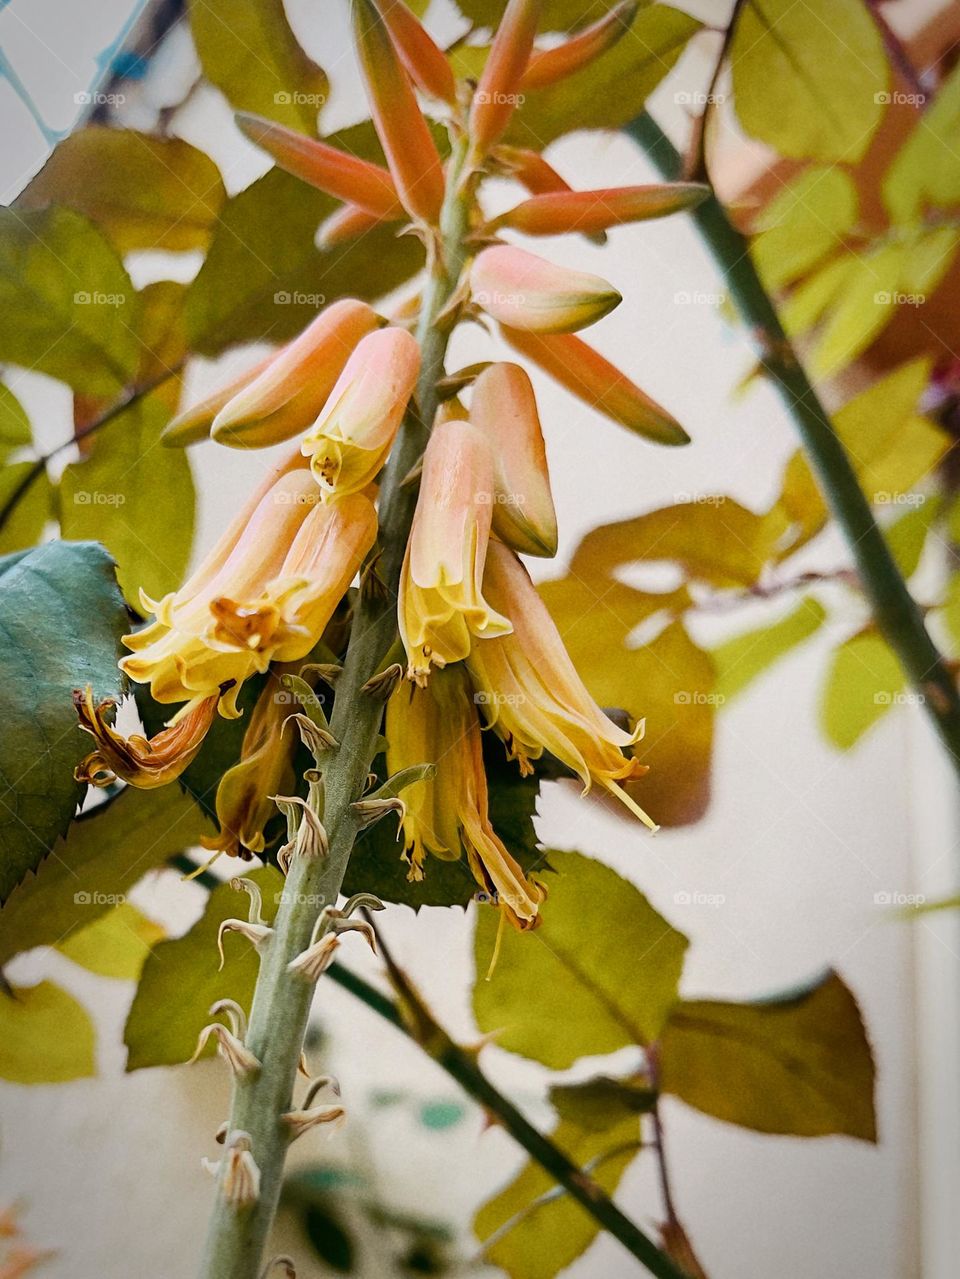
[628, 111, 960, 784]
[0, 364, 184, 536]
[345, 915, 690, 1279]
[684, 0, 747, 183]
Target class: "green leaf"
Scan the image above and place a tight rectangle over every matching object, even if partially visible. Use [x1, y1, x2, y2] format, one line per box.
[473, 849, 688, 1068]
[189, 0, 328, 134]
[0, 384, 31, 461]
[185, 123, 426, 354]
[0, 206, 140, 394]
[731, 0, 887, 163]
[884, 63, 960, 223]
[821, 630, 905, 750]
[454, 0, 640, 29]
[713, 599, 827, 703]
[0, 784, 212, 968]
[0, 541, 128, 902]
[0, 981, 96, 1083]
[751, 168, 859, 292]
[58, 901, 165, 980]
[124, 866, 281, 1070]
[16, 128, 227, 253]
[549, 1075, 657, 1129]
[0, 466, 53, 558]
[659, 969, 877, 1140]
[302, 1203, 355, 1273]
[886, 495, 942, 579]
[474, 1090, 640, 1279]
[506, 6, 701, 148]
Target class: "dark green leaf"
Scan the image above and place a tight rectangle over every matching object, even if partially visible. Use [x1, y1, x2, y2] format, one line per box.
[549, 1075, 656, 1129]
[302, 1203, 355, 1273]
[659, 969, 877, 1140]
[0, 541, 127, 902]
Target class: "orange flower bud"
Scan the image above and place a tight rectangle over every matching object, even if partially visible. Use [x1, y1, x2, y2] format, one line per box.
[520, 1, 638, 89]
[492, 182, 709, 237]
[353, 0, 445, 223]
[379, 0, 457, 105]
[236, 112, 402, 217]
[317, 203, 391, 248]
[469, 362, 557, 557]
[467, 541, 656, 830]
[471, 244, 620, 333]
[163, 353, 275, 447]
[494, 144, 573, 196]
[468, 0, 541, 159]
[211, 300, 380, 448]
[301, 326, 421, 498]
[399, 415, 511, 683]
[502, 326, 690, 445]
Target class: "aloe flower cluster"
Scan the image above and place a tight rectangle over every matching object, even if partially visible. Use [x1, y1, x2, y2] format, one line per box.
[77, 0, 706, 925]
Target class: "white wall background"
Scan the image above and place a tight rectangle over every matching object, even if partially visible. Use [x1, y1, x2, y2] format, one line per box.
[2, 1, 959, 1276]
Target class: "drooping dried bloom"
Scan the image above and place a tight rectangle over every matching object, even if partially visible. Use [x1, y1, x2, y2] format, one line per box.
[502, 326, 689, 445]
[467, 540, 656, 829]
[491, 182, 710, 237]
[210, 300, 381, 448]
[301, 327, 421, 499]
[386, 665, 544, 928]
[73, 686, 221, 788]
[236, 112, 402, 217]
[379, 0, 457, 105]
[520, 1, 638, 89]
[399, 413, 510, 684]
[122, 466, 377, 717]
[471, 245, 620, 333]
[469, 361, 557, 557]
[353, 0, 445, 223]
[468, 0, 542, 160]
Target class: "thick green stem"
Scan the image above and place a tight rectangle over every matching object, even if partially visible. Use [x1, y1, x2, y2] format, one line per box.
[326, 958, 689, 1279]
[197, 143, 471, 1279]
[627, 112, 960, 779]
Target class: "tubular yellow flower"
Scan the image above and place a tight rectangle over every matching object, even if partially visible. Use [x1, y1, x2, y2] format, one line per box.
[211, 300, 381, 448]
[399, 414, 511, 684]
[468, 0, 542, 160]
[491, 182, 710, 237]
[200, 671, 300, 860]
[353, 0, 445, 224]
[469, 362, 557, 557]
[379, 0, 458, 105]
[386, 666, 544, 928]
[471, 245, 621, 333]
[121, 466, 377, 718]
[467, 540, 657, 830]
[73, 686, 222, 788]
[235, 113, 402, 217]
[502, 326, 690, 445]
[520, 1, 639, 89]
[301, 327, 420, 499]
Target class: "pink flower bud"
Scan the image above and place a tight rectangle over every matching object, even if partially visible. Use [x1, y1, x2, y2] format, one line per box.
[471, 244, 620, 333]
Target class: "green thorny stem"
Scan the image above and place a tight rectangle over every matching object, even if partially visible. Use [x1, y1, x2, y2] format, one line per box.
[197, 137, 474, 1279]
[628, 112, 960, 783]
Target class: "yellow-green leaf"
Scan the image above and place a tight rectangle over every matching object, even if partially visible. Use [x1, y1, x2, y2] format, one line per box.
[473, 850, 688, 1068]
[713, 598, 827, 703]
[58, 902, 165, 981]
[660, 969, 877, 1140]
[884, 63, 960, 223]
[0, 981, 96, 1083]
[16, 128, 227, 253]
[751, 168, 859, 291]
[732, 0, 887, 163]
[821, 630, 905, 750]
[0, 206, 139, 395]
[454, 0, 638, 29]
[0, 384, 30, 461]
[124, 866, 281, 1070]
[474, 1093, 640, 1279]
[189, 0, 328, 135]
